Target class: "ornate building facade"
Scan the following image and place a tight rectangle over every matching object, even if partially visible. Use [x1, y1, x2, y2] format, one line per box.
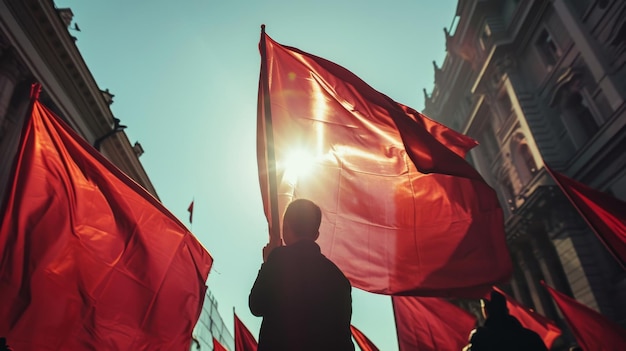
[0, 0, 156, 200]
[423, 0, 626, 346]
[1, 0, 229, 349]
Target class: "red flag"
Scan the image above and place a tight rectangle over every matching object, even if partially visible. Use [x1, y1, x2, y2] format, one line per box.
[542, 282, 626, 351]
[188, 200, 195, 224]
[213, 337, 229, 351]
[492, 287, 561, 348]
[235, 313, 258, 351]
[545, 165, 626, 268]
[0, 98, 213, 350]
[392, 296, 476, 351]
[257, 30, 511, 296]
[350, 325, 379, 351]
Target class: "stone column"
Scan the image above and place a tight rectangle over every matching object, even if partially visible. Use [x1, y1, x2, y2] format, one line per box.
[528, 232, 564, 322]
[515, 245, 549, 315]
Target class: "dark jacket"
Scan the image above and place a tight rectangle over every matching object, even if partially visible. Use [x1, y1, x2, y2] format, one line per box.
[249, 241, 354, 351]
[466, 315, 548, 351]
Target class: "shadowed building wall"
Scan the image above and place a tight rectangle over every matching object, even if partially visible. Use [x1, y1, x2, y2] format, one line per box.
[423, 0, 626, 348]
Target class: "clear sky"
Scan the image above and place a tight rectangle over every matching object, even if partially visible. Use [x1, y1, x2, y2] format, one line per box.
[55, 1, 458, 349]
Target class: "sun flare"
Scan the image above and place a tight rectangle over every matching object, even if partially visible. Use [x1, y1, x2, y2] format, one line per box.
[281, 148, 316, 184]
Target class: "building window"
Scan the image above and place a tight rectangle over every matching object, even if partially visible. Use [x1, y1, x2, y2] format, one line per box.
[511, 133, 537, 186]
[501, 175, 516, 211]
[479, 23, 492, 51]
[498, 92, 514, 119]
[536, 29, 561, 69]
[520, 144, 536, 175]
[560, 90, 599, 146]
[478, 122, 499, 167]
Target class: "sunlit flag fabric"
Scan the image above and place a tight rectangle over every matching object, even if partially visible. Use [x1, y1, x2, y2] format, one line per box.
[257, 29, 511, 296]
[492, 286, 561, 348]
[542, 282, 626, 351]
[392, 296, 476, 351]
[545, 165, 626, 268]
[213, 337, 229, 351]
[235, 313, 258, 351]
[0, 95, 213, 350]
[350, 325, 379, 351]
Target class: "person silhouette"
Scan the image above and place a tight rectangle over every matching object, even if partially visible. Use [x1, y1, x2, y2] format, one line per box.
[249, 199, 354, 351]
[0, 337, 12, 351]
[464, 290, 548, 351]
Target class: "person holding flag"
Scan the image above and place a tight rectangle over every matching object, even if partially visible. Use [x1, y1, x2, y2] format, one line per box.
[464, 290, 548, 351]
[249, 199, 354, 351]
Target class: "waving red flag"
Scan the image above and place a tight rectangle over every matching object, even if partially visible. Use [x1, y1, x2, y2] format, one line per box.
[350, 325, 379, 351]
[0, 96, 213, 350]
[213, 337, 229, 351]
[392, 296, 476, 351]
[257, 29, 511, 297]
[235, 313, 258, 351]
[545, 165, 626, 268]
[492, 287, 561, 348]
[542, 282, 626, 351]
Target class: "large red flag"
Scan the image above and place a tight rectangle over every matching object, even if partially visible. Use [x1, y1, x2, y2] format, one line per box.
[234, 313, 258, 351]
[0, 96, 213, 350]
[350, 325, 379, 351]
[213, 337, 229, 351]
[257, 29, 511, 296]
[392, 296, 476, 351]
[545, 165, 626, 268]
[492, 287, 561, 348]
[542, 282, 626, 351]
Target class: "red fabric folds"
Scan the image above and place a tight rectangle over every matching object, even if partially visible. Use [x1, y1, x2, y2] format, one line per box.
[257, 31, 511, 296]
[213, 337, 229, 351]
[350, 325, 379, 351]
[0, 99, 213, 350]
[235, 313, 258, 351]
[542, 282, 626, 351]
[492, 287, 561, 348]
[392, 296, 476, 351]
[546, 165, 626, 268]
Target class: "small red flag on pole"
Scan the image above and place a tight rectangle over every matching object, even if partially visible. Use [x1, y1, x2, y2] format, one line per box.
[542, 281, 626, 351]
[234, 313, 258, 351]
[492, 287, 561, 348]
[188, 200, 195, 224]
[392, 296, 476, 351]
[545, 165, 626, 268]
[213, 337, 229, 351]
[350, 325, 380, 351]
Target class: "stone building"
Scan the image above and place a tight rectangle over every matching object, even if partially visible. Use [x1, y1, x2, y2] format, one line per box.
[423, 0, 626, 345]
[0, 0, 229, 349]
[0, 0, 155, 200]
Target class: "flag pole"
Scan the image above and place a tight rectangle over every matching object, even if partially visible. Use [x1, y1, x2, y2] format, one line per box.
[259, 25, 281, 247]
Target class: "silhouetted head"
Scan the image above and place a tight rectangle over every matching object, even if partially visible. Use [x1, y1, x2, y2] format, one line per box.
[0, 337, 10, 351]
[282, 199, 322, 245]
[481, 290, 508, 319]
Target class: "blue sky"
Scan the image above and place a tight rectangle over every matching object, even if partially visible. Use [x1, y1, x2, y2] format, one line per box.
[55, 1, 458, 349]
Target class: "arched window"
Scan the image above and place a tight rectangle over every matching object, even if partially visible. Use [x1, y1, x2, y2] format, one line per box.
[560, 90, 599, 141]
[497, 167, 516, 212]
[511, 133, 537, 186]
[550, 68, 601, 149]
[520, 143, 537, 175]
